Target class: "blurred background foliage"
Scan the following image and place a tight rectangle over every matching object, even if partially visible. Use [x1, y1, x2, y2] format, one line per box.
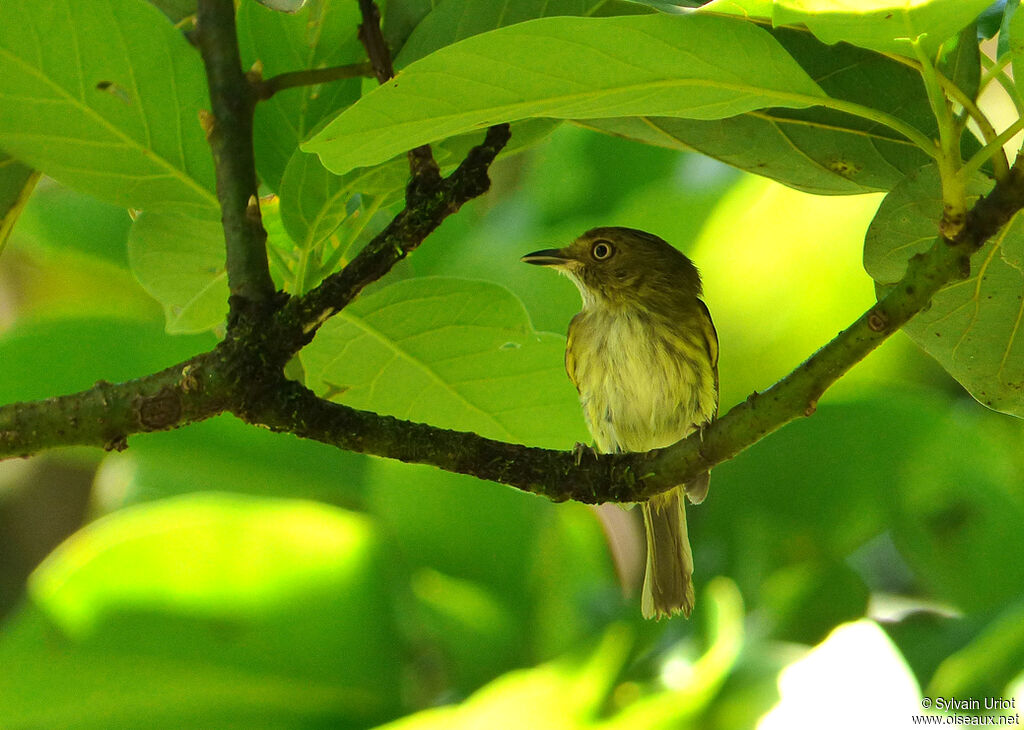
[2, 120, 1022, 727]
[2, 1, 1024, 720]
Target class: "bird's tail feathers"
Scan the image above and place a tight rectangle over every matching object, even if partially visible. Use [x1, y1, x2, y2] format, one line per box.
[640, 486, 695, 619]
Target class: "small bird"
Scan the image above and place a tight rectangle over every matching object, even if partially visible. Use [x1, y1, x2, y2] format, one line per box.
[522, 227, 719, 618]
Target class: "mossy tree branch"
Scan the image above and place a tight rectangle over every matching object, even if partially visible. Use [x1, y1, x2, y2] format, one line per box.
[4, 159, 1024, 498]
[3, 6, 1024, 509]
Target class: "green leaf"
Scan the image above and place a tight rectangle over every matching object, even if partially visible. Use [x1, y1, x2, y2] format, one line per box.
[0, 0, 216, 213]
[237, 0, 365, 190]
[865, 165, 1024, 417]
[279, 151, 356, 260]
[304, 13, 827, 174]
[255, 0, 307, 11]
[938, 23, 981, 102]
[4, 179, 166, 323]
[12, 246, 162, 325]
[375, 624, 634, 730]
[395, 0, 612, 65]
[376, 580, 744, 730]
[147, 0, 196, 22]
[381, 0, 438, 59]
[703, 0, 993, 57]
[301, 277, 587, 448]
[623, 0, 697, 10]
[0, 153, 40, 256]
[277, 150, 408, 292]
[579, 26, 942, 195]
[0, 318, 214, 404]
[127, 209, 228, 333]
[15, 179, 134, 265]
[0, 493, 401, 728]
[1011, 1, 1024, 101]
[278, 120, 561, 267]
[601, 579, 745, 729]
[997, 0, 1020, 58]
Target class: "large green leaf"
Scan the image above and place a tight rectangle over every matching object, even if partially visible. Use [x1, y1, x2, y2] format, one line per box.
[864, 165, 1024, 417]
[0, 0, 216, 214]
[277, 117, 560, 281]
[395, 0, 615, 65]
[0, 318, 213, 404]
[15, 179, 134, 265]
[127, 209, 228, 333]
[301, 277, 587, 449]
[237, 0, 365, 191]
[0, 154, 40, 256]
[124, 191, 312, 330]
[0, 493, 401, 728]
[938, 23, 981, 103]
[5, 179, 163, 323]
[278, 151, 358, 270]
[703, 0, 992, 57]
[304, 13, 827, 174]
[579, 26, 941, 195]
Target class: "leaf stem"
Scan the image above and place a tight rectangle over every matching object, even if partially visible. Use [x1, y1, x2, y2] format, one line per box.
[962, 116, 1024, 180]
[883, 49, 1006, 176]
[980, 53, 1024, 117]
[913, 41, 968, 236]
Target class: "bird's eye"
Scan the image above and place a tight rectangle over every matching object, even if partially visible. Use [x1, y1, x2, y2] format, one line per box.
[591, 240, 614, 261]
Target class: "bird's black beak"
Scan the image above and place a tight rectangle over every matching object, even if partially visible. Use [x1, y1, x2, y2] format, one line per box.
[520, 248, 570, 266]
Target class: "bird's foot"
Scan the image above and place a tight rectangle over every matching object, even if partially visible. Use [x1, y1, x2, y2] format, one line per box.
[572, 441, 597, 466]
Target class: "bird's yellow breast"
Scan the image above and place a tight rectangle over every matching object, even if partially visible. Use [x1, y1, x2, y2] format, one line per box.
[566, 305, 716, 455]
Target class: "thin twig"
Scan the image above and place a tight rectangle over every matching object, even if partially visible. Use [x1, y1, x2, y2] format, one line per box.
[356, 0, 441, 190]
[356, 0, 394, 83]
[254, 62, 375, 100]
[282, 124, 511, 347]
